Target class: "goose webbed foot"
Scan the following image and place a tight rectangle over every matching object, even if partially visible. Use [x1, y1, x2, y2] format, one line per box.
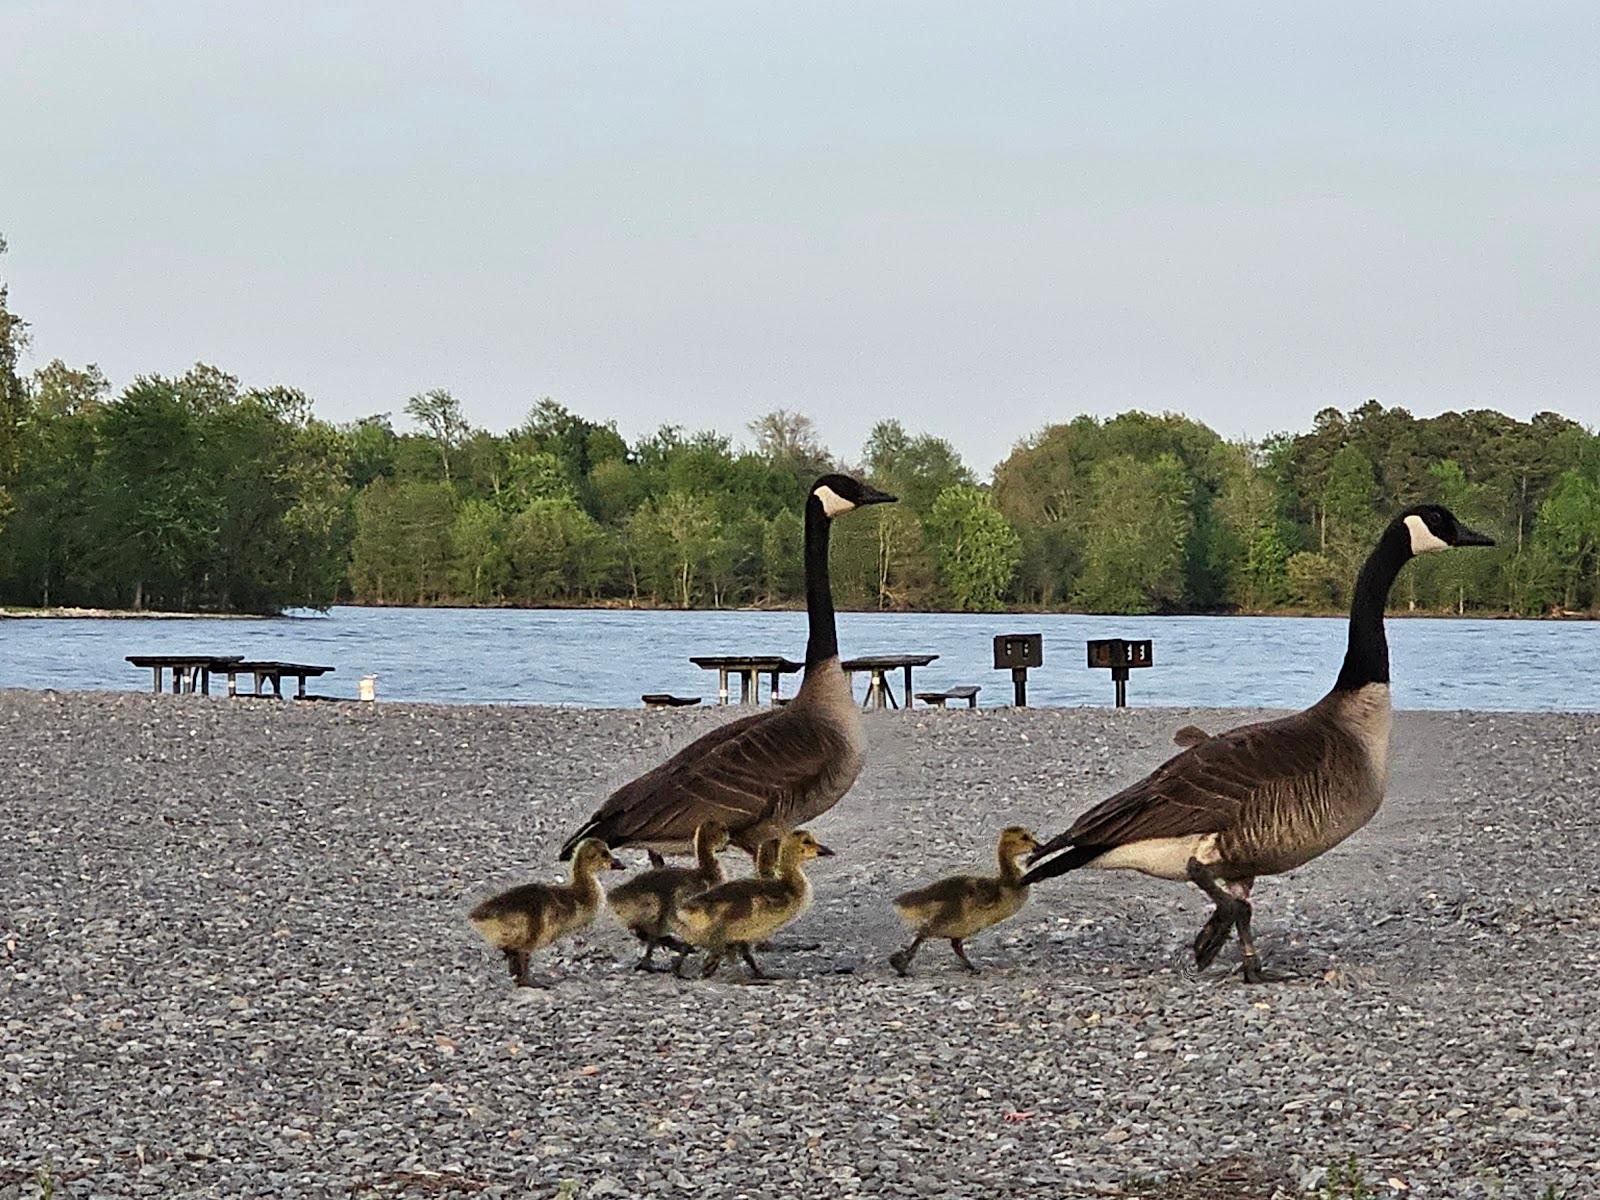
[889, 934, 924, 977]
[950, 939, 980, 974]
[1192, 909, 1235, 971]
[738, 944, 775, 980]
[1240, 954, 1286, 985]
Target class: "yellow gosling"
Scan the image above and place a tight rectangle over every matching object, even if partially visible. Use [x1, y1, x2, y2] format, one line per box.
[608, 820, 730, 971]
[672, 829, 833, 980]
[468, 839, 621, 987]
[889, 827, 1041, 976]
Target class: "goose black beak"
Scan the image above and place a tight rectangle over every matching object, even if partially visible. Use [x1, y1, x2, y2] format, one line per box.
[859, 486, 897, 506]
[1454, 526, 1496, 547]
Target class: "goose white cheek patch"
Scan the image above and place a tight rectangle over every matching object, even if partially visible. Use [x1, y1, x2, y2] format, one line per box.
[1404, 514, 1451, 554]
[814, 485, 854, 517]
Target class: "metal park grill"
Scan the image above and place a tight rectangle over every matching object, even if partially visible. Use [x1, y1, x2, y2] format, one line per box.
[993, 633, 1043, 706]
[1086, 637, 1153, 708]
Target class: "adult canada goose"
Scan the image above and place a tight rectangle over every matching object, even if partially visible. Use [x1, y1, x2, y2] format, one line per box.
[1022, 505, 1494, 982]
[468, 838, 623, 987]
[889, 826, 1042, 976]
[558, 474, 896, 863]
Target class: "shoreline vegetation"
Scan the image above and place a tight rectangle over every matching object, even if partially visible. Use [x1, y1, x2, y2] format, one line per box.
[4, 238, 1600, 624]
[4, 598, 1595, 621]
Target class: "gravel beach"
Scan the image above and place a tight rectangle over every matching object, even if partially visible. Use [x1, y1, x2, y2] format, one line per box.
[2, 691, 1597, 1198]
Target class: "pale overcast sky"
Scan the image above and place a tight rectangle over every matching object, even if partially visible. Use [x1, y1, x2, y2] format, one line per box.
[3, 3, 1597, 471]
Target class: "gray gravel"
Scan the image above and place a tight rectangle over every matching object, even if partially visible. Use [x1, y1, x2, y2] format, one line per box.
[1, 691, 1597, 1198]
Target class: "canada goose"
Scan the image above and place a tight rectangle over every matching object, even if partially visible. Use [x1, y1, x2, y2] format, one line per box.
[559, 475, 895, 863]
[889, 826, 1041, 976]
[671, 829, 834, 980]
[1023, 505, 1495, 982]
[468, 838, 622, 987]
[607, 820, 730, 971]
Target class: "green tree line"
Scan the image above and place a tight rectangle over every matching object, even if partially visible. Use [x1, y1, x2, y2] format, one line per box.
[3, 245, 1599, 616]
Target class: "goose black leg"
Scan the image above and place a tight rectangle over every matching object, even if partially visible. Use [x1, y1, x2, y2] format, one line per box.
[648, 851, 666, 868]
[738, 943, 772, 980]
[634, 936, 660, 972]
[509, 950, 534, 988]
[1233, 899, 1282, 983]
[950, 939, 980, 973]
[888, 934, 925, 976]
[1186, 858, 1245, 972]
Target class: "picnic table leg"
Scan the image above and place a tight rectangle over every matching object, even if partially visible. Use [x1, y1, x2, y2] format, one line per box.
[150, 667, 161, 693]
[200, 668, 210, 697]
[768, 668, 781, 703]
[225, 671, 237, 698]
[296, 675, 308, 699]
[738, 670, 752, 705]
[717, 668, 730, 706]
[885, 670, 899, 710]
[903, 665, 914, 710]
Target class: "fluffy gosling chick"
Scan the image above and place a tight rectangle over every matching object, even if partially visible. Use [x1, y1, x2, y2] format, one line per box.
[469, 838, 621, 986]
[608, 819, 731, 971]
[1171, 724, 1210, 748]
[889, 826, 1041, 976]
[672, 829, 833, 980]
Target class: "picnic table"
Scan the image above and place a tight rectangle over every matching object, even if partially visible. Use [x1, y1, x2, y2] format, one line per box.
[689, 655, 803, 706]
[842, 654, 939, 711]
[216, 660, 335, 699]
[127, 655, 243, 695]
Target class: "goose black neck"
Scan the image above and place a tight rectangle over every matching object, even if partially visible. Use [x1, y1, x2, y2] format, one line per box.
[1333, 523, 1410, 692]
[803, 497, 837, 668]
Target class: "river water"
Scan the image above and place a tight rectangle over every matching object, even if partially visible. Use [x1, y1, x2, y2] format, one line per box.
[1, 607, 1594, 711]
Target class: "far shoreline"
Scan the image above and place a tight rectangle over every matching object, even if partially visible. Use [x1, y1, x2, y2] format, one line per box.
[4, 601, 1595, 622]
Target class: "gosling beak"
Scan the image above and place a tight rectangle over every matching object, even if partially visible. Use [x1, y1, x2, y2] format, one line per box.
[859, 485, 897, 507]
[1454, 525, 1496, 547]
[815, 843, 837, 857]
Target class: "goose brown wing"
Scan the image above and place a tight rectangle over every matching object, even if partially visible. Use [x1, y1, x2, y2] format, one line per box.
[1062, 712, 1337, 849]
[559, 708, 842, 857]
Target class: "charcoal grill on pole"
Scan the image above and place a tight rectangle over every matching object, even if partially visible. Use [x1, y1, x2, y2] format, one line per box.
[1086, 638, 1153, 708]
[993, 634, 1043, 707]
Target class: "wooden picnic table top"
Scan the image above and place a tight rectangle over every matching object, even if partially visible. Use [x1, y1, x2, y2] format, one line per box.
[841, 653, 939, 671]
[126, 654, 244, 668]
[689, 655, 804, 673]
[224, 660, 335, 676]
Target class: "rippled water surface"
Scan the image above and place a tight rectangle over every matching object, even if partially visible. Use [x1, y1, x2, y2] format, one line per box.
[2, 606, 1595, 711]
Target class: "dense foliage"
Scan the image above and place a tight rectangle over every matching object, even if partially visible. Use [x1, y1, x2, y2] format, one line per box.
[2, 247, 1598, 616]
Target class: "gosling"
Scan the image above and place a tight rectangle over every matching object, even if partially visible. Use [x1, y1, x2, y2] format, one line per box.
[888, 826, 1041, 976]
[672, 829, 833, 980]
[468, 838, 622, 987]
[608, 819, 731, 971]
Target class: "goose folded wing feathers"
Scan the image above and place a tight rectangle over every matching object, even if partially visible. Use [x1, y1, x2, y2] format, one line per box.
[564, 707, 848, 854]
[1052, 714, 1337, 851]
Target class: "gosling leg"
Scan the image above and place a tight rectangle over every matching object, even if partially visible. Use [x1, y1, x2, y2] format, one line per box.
[634, 936, 660, 973]
[950, 939, 980, 974]
[502, 948, 521, 980]
[510, 949, 534, 988]
[670, 945, 694, 978]
[699, 951, 725, 979]
[888, 934, 925, 977]
[738, 943, 772, 980]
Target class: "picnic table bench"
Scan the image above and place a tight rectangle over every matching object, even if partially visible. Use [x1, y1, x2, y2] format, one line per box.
[127, 655, 244, 695]
[915, 685, 981, 709]
[689, 655, 803, 706]
[642, 693, 702, 709]
[842, 654, 939, 711]
[216, 660, 335, 699]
